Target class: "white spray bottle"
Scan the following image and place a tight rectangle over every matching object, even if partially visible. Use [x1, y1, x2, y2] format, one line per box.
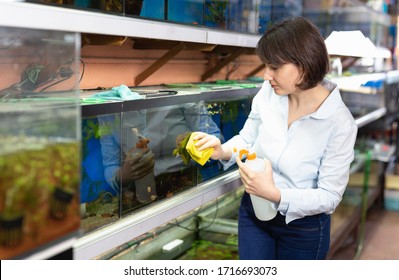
[235, 147, 277, 221]
[132, 132, 157, 204]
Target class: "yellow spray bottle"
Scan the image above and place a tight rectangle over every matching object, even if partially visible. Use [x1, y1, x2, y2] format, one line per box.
[235, 147, 277, 221]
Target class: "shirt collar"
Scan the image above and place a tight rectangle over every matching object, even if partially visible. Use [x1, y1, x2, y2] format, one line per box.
[310, 79, 342, 120]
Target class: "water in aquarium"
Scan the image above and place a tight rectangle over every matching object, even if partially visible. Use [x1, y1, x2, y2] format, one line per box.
[270, 0, 303, 23]
[258, 0, 272, 34]
[140, 0, 165, 20]
[204, 0, 229, 29]
[168, 0, 203, 25]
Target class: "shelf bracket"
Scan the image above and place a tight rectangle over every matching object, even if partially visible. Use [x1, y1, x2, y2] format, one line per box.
[245, 63, 265, 78]
[201, 48, 246, 81]
[134, 41, 186, 86]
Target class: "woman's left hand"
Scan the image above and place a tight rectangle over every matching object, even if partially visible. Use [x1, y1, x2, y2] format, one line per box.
[236, 157, 281, 203]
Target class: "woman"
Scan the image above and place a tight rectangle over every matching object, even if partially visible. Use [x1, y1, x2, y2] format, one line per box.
[194, 17, 358, 260]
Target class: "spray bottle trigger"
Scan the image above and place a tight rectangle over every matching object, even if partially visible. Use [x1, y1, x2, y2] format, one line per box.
[247, 152, 257, 160]
[239, 149, 249, 160]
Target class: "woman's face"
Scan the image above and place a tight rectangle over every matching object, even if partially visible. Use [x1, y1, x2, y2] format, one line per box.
[263, 63, 302, 95]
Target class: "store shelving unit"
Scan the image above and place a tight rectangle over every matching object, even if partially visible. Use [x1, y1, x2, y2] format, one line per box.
[0, 2, 260, 47]
[0, 2, 264, 86]
[327, 72, 398, 259]
[303, 3, 391, 44]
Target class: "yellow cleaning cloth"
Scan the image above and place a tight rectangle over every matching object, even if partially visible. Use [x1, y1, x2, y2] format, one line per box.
[186, 133, 214, 166]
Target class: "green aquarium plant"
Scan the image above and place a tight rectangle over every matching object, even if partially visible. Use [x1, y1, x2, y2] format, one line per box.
[0, 153, 38, 247]
[0, 145, 41, 217]
[204, 0, 229, 28]
[48, 142, 80, 220]
[180, 240, 238, 260]
[172, 132, 193, 165]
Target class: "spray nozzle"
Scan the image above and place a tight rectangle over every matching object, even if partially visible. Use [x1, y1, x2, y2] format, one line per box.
[233, 147, 248, 159]
[132, 128, 150, 149]
[136, 136, 150, 149]
[234, 146, 256, 160]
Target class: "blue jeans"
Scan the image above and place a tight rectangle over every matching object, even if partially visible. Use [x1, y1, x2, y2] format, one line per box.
[238, 192, 331, 260]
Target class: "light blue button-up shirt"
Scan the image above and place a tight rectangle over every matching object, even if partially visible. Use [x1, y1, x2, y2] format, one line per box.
[222, 79, 358, 223]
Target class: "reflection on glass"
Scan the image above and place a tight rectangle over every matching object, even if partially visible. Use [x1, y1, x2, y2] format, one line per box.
[79, 93, 254, 233]
[80, 115, 119, 234]
[98, 102, 224, 216]
[229, 0, 259, 33]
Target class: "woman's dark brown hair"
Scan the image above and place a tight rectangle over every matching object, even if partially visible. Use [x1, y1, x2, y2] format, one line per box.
[256, 17, 329, 90]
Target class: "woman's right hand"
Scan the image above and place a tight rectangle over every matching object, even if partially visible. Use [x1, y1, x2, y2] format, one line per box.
[192, 132, 230, 161]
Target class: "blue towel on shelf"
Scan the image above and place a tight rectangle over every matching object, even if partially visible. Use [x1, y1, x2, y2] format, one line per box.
[361, 79, 384, 89]
[88, 85, 144, 101]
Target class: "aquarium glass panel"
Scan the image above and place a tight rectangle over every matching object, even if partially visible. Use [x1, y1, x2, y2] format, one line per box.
[117, 102, 219, 217]
[124, 0, 145, 16]
[303, 0, 391, 43]
[140, 0, 165, 20]
[270, 0, 303, 24]
[228, 0, 259, 33]
[167, 0, 203, 25]
[199, 95, 253, 182]
[258, 0, 272, 34]
[79, 84, 258, 233]
[0, 27, 80, 259]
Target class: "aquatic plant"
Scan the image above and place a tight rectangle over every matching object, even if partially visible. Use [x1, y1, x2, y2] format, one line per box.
[205, 0, 229, 28]
[180, 240, 238, 260]
[0, 143, 45, 218]
[172, 132, 192, 165]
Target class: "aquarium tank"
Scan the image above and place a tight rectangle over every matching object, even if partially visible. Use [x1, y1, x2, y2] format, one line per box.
[0, 27, 81, 259]
[79, 84, 256, 235]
